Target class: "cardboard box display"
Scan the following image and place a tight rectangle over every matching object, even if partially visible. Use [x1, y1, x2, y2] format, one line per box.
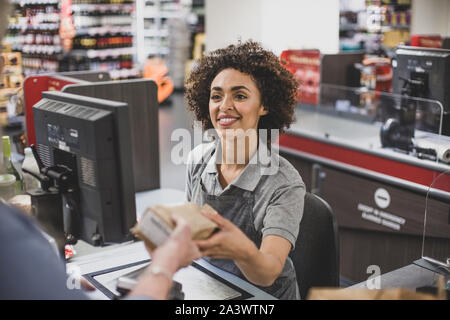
[0, 74, 6, 89]
[8, 74, 24, 88]
[2, 65, 22, 76]
[307, 287, 443, 300]
[0, 87, 19, 102]
[0, 111, 8, 125]
[2, 52, 21, 66]
[382, 30, 410, 48]
[1, 43, 12, 53]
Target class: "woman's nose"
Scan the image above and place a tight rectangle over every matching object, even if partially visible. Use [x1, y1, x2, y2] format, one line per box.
[219, 95, 234, 111]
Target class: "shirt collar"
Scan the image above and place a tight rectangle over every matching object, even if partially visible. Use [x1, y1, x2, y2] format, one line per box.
[205, 138, 274, 192]
[205, 141, 219, 174]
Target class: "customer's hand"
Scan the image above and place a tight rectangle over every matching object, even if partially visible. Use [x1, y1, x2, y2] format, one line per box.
[129, 216, 201, 300]
[150, 215, 201, 275]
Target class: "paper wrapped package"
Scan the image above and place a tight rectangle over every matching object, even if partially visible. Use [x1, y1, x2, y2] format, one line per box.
[307, 288, 439, 300]
[131, 202, 219, 250]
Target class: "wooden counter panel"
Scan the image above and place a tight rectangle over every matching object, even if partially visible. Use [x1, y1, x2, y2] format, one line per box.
[339, 228, 450, 283]
[320, 167, 450, 239]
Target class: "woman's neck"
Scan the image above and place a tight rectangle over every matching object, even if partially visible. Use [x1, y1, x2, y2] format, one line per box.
[219, 130, 258, 171]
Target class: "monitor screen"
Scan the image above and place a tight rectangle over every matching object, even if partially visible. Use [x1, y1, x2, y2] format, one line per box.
[62, 79, 160, 192]
[393, 46, 450, 111]
[32, 91, 136, 246]
[393, 46, 450, 136]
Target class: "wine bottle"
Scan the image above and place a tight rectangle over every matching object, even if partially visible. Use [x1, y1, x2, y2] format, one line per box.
[22, 147, 41, 191]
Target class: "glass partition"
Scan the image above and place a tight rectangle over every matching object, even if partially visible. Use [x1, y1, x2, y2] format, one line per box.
[312, 83, 445, 136]
[421, 170, 450, 274]
[297, 84, 447, 164]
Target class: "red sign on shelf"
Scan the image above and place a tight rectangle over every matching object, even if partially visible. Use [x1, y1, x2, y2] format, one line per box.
[280, 49, 321, 105]
[24, 75, 77, 146]
[410, 35, 442, 49]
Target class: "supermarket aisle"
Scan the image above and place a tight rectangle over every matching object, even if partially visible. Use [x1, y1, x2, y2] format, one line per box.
[158, 92, 197, 191]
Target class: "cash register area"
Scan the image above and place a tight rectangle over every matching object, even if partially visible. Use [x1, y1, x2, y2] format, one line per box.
[68, 116, 251, 301]
[67, 95, 201, 300]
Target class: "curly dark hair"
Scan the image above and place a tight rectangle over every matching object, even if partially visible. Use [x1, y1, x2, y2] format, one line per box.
[185, 40, 298, 133]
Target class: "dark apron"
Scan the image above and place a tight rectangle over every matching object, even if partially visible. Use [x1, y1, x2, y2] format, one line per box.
[190, 146, 299, 299]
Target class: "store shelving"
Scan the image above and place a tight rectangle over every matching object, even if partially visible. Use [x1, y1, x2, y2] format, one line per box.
[2, 0, 139, 80]
[3, 0, 62, 76]
[339, 0, 411, 53]
[3, 0, 203, 81]
[69, 0, 139, 79]
[135, 0, 191, 65]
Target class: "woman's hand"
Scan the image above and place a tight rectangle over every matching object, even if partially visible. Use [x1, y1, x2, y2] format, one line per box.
[196, 211, 292, 287]
[195, 211, 257, 262]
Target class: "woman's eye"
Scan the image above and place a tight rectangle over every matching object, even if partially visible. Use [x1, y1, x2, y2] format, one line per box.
[235, 94, 246, 100]
[210, 94, 221, 100]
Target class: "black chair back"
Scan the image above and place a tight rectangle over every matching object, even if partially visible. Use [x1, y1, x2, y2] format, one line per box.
[290, 192, 340, 299]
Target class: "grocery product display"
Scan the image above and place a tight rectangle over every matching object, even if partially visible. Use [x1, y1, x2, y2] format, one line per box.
[69, 0, 139, 79]
[339, 0, 411, 53]
[0, 51, 23, 127]
[3, 0, 204, 80]
[5, 0, 62, 76]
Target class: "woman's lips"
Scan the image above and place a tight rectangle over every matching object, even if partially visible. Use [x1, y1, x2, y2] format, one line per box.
[217, 117, 240, 127]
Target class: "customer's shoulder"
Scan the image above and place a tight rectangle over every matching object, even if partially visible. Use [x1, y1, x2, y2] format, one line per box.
[0, 204, 38, 240]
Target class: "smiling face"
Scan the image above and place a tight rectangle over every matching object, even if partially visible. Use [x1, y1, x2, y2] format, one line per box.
[209, 68, 268, 138]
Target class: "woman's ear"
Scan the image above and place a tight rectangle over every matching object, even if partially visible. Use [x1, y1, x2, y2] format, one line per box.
[259, 105, 269, 116]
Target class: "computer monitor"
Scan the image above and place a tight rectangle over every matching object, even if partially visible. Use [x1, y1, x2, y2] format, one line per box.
[32, 91, 136, 247]
[62, 79, 160, 192]
[392, 46, 450, 136]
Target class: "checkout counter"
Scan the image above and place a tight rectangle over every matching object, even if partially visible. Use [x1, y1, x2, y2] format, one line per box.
[67, 188, 276, 300]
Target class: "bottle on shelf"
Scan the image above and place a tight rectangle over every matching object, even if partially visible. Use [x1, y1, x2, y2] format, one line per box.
[22, 147, 41, 191]
[2, 136, 23, 194]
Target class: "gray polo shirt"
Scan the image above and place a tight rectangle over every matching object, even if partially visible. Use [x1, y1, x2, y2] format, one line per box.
[185, 140, 306, 299]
